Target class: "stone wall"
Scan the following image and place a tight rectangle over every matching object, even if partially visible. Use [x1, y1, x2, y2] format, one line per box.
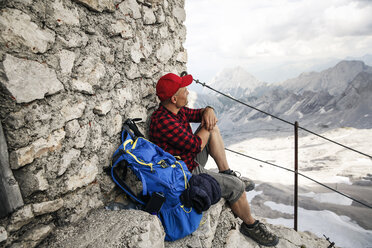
[0, 0, 188, 246]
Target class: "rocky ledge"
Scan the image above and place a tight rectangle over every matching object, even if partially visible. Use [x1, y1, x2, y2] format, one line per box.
[38, 199, 334, 248]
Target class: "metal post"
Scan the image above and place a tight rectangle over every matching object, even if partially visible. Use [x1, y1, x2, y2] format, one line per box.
[294, 121, 298, 231]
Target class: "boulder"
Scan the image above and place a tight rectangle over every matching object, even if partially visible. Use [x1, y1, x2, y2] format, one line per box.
[0, 8, 55, 53]
[42, 209, 165, 248]
[1, 54, 64, 103]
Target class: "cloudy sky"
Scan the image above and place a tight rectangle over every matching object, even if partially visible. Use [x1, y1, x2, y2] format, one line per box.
[184, 0, 372, 85]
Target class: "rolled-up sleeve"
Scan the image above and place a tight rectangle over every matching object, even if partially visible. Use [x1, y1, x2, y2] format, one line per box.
[183, 107, 202, 123]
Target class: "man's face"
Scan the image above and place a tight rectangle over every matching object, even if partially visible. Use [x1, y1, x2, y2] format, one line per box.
[174, 87, 189, 108]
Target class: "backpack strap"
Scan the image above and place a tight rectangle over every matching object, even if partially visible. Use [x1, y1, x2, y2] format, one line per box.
[124, 118, 144, 138]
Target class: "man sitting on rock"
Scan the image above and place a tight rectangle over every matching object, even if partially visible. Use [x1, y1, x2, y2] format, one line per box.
[149, 73, 279, 247]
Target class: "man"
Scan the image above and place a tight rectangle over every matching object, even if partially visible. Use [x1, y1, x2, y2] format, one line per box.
[149, 73, 279, 247]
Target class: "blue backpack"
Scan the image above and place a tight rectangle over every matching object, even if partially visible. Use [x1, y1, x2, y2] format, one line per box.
[111, 119, 202, 241]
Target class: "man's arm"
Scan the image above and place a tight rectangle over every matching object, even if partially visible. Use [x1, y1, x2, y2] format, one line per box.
[195, 126, 210, 150]
[201, 106, 217, 131]
[156, 117, 202, 154]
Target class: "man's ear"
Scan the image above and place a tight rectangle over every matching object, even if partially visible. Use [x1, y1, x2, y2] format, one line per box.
[170, 95, 177, 104]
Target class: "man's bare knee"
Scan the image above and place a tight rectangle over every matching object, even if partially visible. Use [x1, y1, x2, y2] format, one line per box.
[210, 125, 221, 136]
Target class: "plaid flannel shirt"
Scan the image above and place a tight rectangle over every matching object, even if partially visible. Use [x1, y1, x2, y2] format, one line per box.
[149, 104, 203, 172]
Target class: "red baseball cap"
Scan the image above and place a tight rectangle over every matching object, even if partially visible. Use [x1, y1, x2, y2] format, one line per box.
[156, 73, 193, 101]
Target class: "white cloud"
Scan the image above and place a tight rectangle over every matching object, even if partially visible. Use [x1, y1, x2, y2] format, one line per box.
[184, 0, 372, 83]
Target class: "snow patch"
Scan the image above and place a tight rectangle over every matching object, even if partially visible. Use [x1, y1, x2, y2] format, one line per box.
[264, 201, 372, 248]
[299, 192, 353, 205]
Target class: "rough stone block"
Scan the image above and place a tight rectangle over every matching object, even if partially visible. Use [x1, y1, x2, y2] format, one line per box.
[45, 209, 164, 248]
[173, 6, 186, 24]
[65, 120, 80, 138]
[139, 64, 160, 78]
[57, 31, 89, 48]
[116, 88, 133, 107]
[159, 26, 169, 38]
[93, 100, 112, 116]
[143, 6, 156, 24]
[32, 199, 64, 216]
[58, 148, 81, 176]
[61, 101, 86, 122]
[125, 63, 141, 79]
[0, 122, 25, 217]
[139, 37, 152, 58]
[225, 229, 257, 248]
[0, 226, 7, 243]
[130, 42, 145, 63]
[10, 129, 66, 169]
[194, 200, 224, 247]
[156, 41, 174, 63]
[0, 8, 55, 53]
[111, 20, 133, 39]
[107, 114, 123, 137]
[119, 0, 141, 19]
[57, 49, 76, 75]
[1, 54, 64, 103]
[14, 167, 49, 197]
[50, 0, 80, 26]
[71, 79, 95, 94]
[128, 105, 148, 121]
[65, 155, 98, 191]
[73, 125, 88, 149]
[18, 224, 55, 248]
[166, 16, 176, 32]
[156, 8, 165, 23]
[7, 205, 34, 233]
[75, 57, 106, 88]
[74, 0, 115, 12]
[6, 111, 25, 130]
[176, 51, 188, 63]
[25, 104, 52, 123]
[60, 184, 103, 224]
[34, 170, 49, 192]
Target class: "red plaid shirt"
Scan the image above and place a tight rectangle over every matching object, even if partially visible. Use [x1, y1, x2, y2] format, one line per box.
[149, 104, 202, 171]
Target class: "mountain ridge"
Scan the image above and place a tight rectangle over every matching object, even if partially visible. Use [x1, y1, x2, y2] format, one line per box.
[191, 60, 372, 140]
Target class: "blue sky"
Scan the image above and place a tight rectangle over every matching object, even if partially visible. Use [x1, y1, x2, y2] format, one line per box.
[184, 0, 372, 84]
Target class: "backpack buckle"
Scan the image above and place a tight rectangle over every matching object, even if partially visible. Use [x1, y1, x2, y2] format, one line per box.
[158, 160, 169, 168]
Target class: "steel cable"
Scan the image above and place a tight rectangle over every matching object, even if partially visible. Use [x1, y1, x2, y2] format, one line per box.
[192, 77, 372, 209]
[194, 79, 372, 159]
[225, 148, 372, 209]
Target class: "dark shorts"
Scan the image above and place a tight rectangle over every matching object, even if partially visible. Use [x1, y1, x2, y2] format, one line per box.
[193, 139, 245, 204]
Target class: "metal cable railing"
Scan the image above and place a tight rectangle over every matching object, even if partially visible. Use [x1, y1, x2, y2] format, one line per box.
[225, 148, 372, 209]
[192, 77, 372, 210]
[194, 79, 372, 160]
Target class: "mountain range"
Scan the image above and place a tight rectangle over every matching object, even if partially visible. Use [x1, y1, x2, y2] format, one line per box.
[191, 60, 372, 142]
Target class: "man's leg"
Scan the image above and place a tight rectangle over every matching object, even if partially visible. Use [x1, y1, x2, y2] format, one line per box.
[195, 125, 279, 246]
[192, 163, 254, 224]
[230, 191, 255, 224]
[196, 125, 230, 171]
[208, 126, 254, 188]
[207, 125, 230, 172]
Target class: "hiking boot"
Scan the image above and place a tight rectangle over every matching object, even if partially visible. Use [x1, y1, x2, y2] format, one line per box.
[240, 221, 279, 247]
[220, 169, 255, 192]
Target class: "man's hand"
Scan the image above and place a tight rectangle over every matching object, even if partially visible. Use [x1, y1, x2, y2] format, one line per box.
[201, 107, 217, 131]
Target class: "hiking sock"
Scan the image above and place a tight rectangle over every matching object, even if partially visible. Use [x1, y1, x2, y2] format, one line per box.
[244, 220, 259, 228]
[219, 169, 234, 174]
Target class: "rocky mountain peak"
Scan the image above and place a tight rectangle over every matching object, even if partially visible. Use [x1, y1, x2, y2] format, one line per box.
[207, 66, 264, 98]
[280, 60, 372, 96]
